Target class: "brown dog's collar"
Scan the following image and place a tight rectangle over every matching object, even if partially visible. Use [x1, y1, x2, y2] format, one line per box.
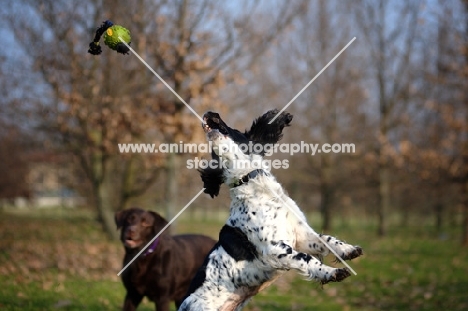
[142, 237, 160, 257]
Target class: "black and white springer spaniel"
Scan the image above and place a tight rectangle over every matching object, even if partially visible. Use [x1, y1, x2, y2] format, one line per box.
[179, 110, 363, 311]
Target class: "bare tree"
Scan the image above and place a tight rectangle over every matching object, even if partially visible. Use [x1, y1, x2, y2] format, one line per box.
[279, 0, 366, 231]
[461, 0, 468, 246]
[421, 0, 468, 245]
[353, 0, 422, 236]
[0, 124, 31, 204]
[139, 0, 306, 221]
[1, 0, 305, 238]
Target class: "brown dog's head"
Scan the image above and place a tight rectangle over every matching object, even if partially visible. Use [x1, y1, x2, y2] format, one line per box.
[115, 207, 169, 249]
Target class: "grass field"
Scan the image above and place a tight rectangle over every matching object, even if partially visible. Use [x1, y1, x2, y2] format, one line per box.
[0, 207, 467, 311]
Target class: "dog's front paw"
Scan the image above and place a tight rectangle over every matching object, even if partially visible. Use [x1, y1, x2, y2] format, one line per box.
[321, 268, 351, 285]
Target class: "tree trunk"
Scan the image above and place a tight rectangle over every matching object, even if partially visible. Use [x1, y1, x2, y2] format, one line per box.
[317, 0, 335, 233]
[461, 0, 468, 247]
[434, 184, 443, 235]
[377, 93, 390, 236]
[378, 166, 390, 236]
[320, 155, 333, 232]
[435, 202, 443, 234]
[95, 181, 120, 241]
[462, 182, 468, 246]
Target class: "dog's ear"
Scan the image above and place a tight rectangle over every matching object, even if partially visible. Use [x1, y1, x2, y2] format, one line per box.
[245, 109, 293, 145]
[143, 211, 169, 229]
[198, 164, 224, 198]
[115, 210, 129, 230]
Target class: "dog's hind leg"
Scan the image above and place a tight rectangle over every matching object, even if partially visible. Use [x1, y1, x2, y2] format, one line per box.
[266, 241, 351, 284]
[295, 228, 363, 261]
[275, 194, 363, 261]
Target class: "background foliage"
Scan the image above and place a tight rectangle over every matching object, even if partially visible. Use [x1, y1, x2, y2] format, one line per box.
[0, 0, 468, 309]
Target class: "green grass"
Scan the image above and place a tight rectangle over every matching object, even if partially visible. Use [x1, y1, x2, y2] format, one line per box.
[0, 208, 467, 310]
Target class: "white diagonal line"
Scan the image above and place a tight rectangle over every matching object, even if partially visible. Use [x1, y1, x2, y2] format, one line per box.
[268, 37, 356, 124]
[267, 187, 357, 275]
[117, 188, 206, 276]
[118, 37, 204, 123]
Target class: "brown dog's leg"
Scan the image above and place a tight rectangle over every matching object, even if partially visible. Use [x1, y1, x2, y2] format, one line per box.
[123, 292, 143, 311]
[155, 299, 170, 311]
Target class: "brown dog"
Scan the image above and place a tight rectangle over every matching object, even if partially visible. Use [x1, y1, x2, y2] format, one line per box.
[115, 207, 216, 311]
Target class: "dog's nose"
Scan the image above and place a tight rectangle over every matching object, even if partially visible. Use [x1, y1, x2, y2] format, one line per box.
[127, 227, 137, 235]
